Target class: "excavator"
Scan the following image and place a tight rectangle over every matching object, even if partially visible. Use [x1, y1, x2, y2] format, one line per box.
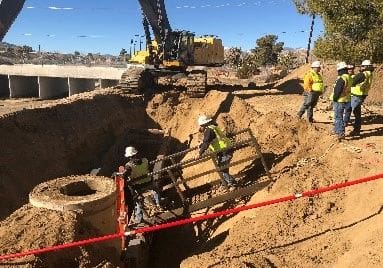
[119, 0, 225, 97]
[0, 0, 223, 97]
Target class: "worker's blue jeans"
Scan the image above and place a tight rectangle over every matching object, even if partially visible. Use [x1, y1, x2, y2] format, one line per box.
[217, 152, 235, 187]
[333, 102, 348, 137]
[134, 190, 160, 224]
[351, 95, 365, 132]
[343, 102, 352, 127]
[135, 200, 143, 223]
[342, 96, 365, 133]
[297, 91, 321, 122]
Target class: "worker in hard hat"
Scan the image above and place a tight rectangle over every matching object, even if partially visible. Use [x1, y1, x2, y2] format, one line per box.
[348, 60, 374, 136]
[297, 61, 325, 123]
[330, 62, 352, 141]
[343, 64, 356, 127]
[197, 115, 237, 190]
[123, 146, 161, 224]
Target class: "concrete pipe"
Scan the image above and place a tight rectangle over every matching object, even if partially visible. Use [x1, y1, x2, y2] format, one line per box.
[29, 175, 118, 250]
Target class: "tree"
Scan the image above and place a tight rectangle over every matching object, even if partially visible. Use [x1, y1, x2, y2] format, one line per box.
[252, 35, 284, 66]
[74, 51, 80, 56]
[293, 0, 383, 63]
[278, 51, 300, 70]
[237, 53, 259, 79]
[224, 47, 243, 69]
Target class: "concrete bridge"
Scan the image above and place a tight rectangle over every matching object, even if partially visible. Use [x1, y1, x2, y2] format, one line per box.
[0, 64, 126, 99]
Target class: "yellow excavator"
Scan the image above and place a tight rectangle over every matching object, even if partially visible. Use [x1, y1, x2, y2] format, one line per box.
[118, 0, 225, 97]
[1, 0, 224, 97]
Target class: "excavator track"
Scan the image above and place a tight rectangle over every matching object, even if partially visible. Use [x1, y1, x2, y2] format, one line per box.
[186, 71, 207, 98]
[119, 66, 153, 94]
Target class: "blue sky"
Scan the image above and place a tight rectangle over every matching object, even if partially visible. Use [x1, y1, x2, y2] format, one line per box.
[5, 0, 324, 55]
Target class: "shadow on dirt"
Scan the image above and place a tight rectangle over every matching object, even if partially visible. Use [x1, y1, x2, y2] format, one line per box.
[207, 205, 383, 266]
[149, 151, 290, 268]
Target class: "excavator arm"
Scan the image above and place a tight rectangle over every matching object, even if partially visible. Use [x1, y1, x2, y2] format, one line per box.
[0, 0, 26, 41]
[138, 0, 171, 45]
[137, 0, 194, 65]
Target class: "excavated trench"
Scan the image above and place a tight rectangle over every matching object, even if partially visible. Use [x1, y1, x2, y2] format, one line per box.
[0, 89, 298, 267]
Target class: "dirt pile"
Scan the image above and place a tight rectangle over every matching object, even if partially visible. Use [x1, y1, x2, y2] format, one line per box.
[180, 67, 383, 268]
[0, 205, 119, 267]
[0, 175, 120, 267]
[0, 88, 159, 219]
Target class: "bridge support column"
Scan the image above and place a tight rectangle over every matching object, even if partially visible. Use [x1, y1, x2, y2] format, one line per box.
[68, 78, 95, 96]
[38, 76, 69, 99]
[9, 75, 39, 98]
[0, 75, 9, 97]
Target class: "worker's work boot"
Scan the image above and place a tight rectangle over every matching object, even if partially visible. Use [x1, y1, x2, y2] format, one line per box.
[349, 130, 360, 137]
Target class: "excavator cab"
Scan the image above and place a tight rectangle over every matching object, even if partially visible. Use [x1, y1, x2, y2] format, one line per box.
[162, 31, 194, 68]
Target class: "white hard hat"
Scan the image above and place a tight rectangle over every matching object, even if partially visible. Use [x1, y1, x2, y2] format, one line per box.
[347, 64, 355, 69]
[361, 60, 372, 66]
[197, 115, 212, 126]
[311, 61, 321, 68]
[336, 62, 348, 71]
[125, 146, 138, 157]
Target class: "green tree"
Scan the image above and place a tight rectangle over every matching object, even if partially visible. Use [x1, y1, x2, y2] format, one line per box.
[224, 47, 243, 69]
[252, 35, 284, 66]
[293, 0, 383, 63]
[237, 53, 259, 79]
[278, 51, 300, 70]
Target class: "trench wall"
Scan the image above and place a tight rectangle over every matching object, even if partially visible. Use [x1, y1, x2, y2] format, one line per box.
[0, 91, 159, 219]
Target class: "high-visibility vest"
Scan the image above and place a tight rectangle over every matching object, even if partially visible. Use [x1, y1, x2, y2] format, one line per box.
[330, 74, 352, 103]
[309, 70, 324, 93]
[351, 71, 373, 96]
[126, 158, 151, 185]
[207, 125, 233, 153]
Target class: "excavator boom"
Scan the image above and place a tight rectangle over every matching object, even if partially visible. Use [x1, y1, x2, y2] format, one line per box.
[0, 0, 25, 41]
[138, 0, 171, 45]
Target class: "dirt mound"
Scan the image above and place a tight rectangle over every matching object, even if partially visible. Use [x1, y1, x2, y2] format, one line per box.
[0, 89, 162, 220]
[0, 204, 119, 267]
[367, 64, 383, 105]
[180, 72, 383, 267]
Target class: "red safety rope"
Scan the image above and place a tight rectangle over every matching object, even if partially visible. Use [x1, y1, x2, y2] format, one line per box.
[128, 172, 383, 236]
[1, 172, 382, 261]
[0, 233, 122, 260]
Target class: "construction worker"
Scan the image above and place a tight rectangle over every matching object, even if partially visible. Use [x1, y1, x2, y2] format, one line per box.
[343, 64, 356, 127]
[349, 60, 374, 136]
[197, 115, 237, 190]
[297, 61, 324, 123]
[123, 146, 161, 224]
[331, 62, 352, 141]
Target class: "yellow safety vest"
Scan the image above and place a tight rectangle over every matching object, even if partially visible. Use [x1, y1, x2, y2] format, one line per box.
[351, 71, 373, 96]
[330, 74, 352, 103]
[309, 70, 324, 93]
[208, 125, 233, 153]
[127, 158, 151, 185]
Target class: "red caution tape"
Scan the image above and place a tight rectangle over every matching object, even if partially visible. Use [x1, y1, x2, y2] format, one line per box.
[1, 173, 383, 261]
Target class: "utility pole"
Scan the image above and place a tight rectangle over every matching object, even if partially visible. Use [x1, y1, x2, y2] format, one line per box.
[306, 14, 316, 64]
[139, 35, 144, 50]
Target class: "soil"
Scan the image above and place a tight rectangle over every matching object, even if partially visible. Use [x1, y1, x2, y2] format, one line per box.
[0, 65, 382, 267]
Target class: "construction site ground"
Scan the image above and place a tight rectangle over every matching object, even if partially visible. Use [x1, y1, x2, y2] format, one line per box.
[0, 65, 382, 267]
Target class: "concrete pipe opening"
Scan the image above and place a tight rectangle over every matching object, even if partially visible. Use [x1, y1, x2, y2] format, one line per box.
[59, 181, 97, 197]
